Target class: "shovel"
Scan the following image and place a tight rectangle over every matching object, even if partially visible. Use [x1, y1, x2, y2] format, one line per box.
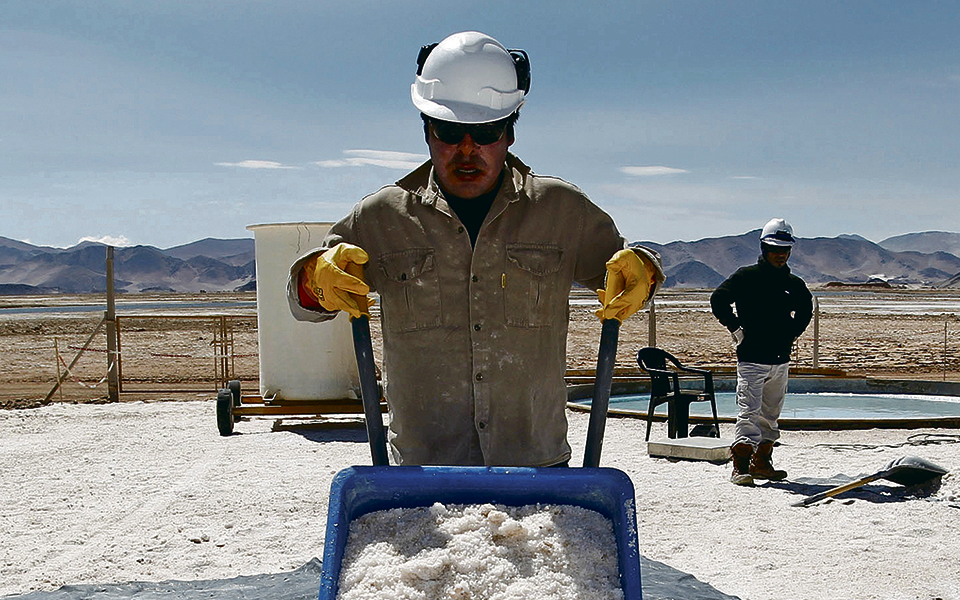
[791, 455, 948, 507]
[346, 263, 389, 467]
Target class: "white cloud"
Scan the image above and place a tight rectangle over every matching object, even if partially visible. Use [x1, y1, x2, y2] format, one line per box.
[215, 160, 300, 169]
[78, 234, 133, 247]
[317, 149, 427, 171]
[620, 166, 689, 177]
[730, 175, 760, 180]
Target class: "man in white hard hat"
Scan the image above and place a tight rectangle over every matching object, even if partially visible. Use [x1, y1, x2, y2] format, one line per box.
[710, 218, 813, 485]
[286, 31, 664, 467]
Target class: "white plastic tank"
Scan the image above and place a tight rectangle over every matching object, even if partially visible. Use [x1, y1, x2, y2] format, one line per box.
[246, 222, 359, 400]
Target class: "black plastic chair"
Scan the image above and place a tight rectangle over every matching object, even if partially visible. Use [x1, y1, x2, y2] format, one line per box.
[636, 347, 721, 441]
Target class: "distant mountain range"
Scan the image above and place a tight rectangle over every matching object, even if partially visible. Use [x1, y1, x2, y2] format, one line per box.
[639, 230, 960, 288]
[877, 231, 960, 257]
[0, 236, 255, 294]
[2, 231, 960, 294]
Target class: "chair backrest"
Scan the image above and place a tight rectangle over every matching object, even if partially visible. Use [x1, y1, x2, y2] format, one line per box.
[637, 347, 677, 398]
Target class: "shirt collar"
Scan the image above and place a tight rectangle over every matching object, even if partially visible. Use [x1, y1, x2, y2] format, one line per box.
[758, 255, 791, 276]
[396, 152, 529, 207]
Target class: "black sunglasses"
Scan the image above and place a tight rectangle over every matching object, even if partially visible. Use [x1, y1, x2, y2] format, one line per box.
[429, 119, 509, 146]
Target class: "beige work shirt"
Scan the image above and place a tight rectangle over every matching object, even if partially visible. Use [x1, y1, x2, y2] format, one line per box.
[288, 154, 662, 466]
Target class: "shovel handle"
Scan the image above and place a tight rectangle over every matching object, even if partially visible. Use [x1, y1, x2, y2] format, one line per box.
[583, 319, 620, 468]
[791, 472, 885, 507]
[344, 262, 388, 466]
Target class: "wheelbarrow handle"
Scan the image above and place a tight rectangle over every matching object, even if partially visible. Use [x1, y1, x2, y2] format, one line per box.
[345, 262, 389, 467]
[583, 319, 620, 468]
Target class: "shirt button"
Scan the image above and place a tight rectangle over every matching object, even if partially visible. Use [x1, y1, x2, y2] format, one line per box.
[458, 226, 465, 233]
[475, 372, 483, 381]
[474, 324, 481, 331]
[472, 275, 478, 283]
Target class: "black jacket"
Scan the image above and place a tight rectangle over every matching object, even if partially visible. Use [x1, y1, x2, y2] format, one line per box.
[710, 257, 813, 364]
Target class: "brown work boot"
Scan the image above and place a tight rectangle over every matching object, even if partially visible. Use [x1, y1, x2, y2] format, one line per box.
[750, 441, 787, 481]
[730, 442, 754, 486]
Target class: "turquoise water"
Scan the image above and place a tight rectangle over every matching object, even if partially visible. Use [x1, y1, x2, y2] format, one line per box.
[587, 392, 960, 420]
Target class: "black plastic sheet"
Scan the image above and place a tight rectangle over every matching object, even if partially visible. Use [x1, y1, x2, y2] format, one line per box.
[3, 557, 741, 600]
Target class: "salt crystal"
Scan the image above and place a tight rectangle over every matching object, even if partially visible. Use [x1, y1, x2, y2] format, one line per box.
[337, 503, 623, 600]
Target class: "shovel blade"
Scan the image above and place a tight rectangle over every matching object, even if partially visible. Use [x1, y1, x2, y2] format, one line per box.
[792, 455, 948, 507]
[881, 455, 948, 487]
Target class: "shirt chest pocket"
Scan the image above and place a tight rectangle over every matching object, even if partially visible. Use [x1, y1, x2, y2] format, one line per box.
[377, 248, 442, 333]
[504, 244, 564, 328]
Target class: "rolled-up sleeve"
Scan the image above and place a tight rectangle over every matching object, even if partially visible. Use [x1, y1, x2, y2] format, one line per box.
[286, 249, 338, 323]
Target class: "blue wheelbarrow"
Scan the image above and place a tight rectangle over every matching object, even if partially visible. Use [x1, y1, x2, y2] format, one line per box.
[318, 312, 641, 599]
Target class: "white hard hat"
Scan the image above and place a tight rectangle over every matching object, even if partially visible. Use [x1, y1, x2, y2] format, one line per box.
[760, 218, 796, 247]
[411, 31, 529, 124]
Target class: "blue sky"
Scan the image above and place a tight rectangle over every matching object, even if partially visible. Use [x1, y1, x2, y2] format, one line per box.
[3, 1, 959, 249]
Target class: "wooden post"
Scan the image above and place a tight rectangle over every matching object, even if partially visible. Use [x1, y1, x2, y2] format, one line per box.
[105, 246, 120, 402]
[647, 297, 656, 348]
[228, 319, 235, 382]
[213, 315, 232, 390]
[115, 315, 124, 393]
[54, 338, 64, 402]
[219, 318, 223, 390]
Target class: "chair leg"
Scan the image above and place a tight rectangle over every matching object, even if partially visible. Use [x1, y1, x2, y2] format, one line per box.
[710, 399, 721, 437]
[645, 400, 656, 441]
[669, 400, 694, 438]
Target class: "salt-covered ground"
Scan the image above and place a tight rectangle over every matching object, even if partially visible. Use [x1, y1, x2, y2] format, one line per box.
[1, 399, 958, 600]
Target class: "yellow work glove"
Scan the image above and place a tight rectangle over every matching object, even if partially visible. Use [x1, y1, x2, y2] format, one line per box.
[302, 243, 371, 319]
[595, 249, 654, 323]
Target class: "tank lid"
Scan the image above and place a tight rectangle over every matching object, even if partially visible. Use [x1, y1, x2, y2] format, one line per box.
[246, 221, 335, 231]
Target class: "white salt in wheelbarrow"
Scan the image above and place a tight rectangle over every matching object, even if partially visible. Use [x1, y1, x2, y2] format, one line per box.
[317, 315, 641, 599]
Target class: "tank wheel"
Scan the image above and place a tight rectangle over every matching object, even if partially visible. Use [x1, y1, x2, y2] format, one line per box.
[216, 389, 234, 436]
[228, 379, 241, 407]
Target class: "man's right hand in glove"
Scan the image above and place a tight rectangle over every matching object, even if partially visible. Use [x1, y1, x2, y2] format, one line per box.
[299, 243, 370, 319]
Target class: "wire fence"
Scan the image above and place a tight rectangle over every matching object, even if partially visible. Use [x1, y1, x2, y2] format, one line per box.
[568, 289, 960, 381]
[4, 288, 960, 403]
[46, 314, 260, 395]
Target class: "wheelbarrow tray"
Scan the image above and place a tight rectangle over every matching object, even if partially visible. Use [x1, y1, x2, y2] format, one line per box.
[319, 465, 642, 599]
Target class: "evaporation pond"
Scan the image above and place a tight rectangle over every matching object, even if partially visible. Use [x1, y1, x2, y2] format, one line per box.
[594, 392, 960, 419]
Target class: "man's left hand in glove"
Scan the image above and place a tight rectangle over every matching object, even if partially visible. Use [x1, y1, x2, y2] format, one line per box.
[595, 249, 658, 323]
